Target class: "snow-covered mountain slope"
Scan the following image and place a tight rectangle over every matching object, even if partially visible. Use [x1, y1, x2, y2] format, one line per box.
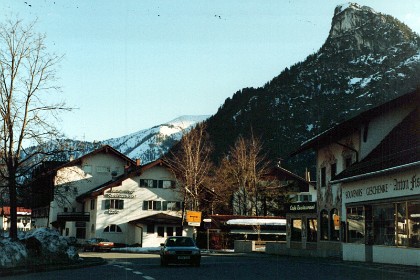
[103, 115, 209, 163]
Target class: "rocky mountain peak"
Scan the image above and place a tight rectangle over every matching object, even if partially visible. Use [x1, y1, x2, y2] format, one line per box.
[327, 2, 418, 53]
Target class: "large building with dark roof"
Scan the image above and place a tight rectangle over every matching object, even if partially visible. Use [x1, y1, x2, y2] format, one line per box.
[291, 89, 419, 265]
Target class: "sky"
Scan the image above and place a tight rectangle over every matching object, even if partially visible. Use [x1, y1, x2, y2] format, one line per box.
[2, 0, 420, 142]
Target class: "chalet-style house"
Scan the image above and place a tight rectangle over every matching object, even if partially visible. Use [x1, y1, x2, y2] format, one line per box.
[31, 145, 192, 247]
[0, 207, 32, 236]
[292, 89, 419, 266]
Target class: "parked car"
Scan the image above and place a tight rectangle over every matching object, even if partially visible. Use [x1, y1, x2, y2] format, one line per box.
[160, 236, 201, 267]
[66, 236, 80, 247]
[83, 238, 114, 252]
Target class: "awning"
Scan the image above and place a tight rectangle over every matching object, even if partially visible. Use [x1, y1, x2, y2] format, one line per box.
[129, 213, 182, 225]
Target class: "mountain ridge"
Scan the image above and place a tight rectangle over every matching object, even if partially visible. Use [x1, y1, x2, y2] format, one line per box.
[204, 3, 420, 173]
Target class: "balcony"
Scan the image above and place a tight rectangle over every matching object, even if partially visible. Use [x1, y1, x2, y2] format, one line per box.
[57, 212, 90, 222]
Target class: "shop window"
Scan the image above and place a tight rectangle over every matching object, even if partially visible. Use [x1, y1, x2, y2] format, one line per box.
[373, 204, 395, 246]
[167, 227, 174, 237]
[347, 206, 365, 243]
[176, 227, 183, 236]
[157, 226, 165, 237]
[291, 219, 302, 241]
[307, 218, 317, 242]
[408, 201, 420, 248]
[104, 224, 122, 233]
[320, 210, 329, 240]
[330, 209, 340, 241]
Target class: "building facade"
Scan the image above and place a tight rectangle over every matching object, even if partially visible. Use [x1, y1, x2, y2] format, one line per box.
[292, 89, 419, 264]
[31, 145, 192, 247]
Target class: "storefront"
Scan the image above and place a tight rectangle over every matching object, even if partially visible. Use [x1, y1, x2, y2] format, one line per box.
[285, 202, 317, 250]
[339, 167, 420, 266]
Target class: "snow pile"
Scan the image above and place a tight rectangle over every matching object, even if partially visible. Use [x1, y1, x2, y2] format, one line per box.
[226, 219, 286, 226]
[24, 228, 80, 261]
[0, 238, 28, 268]
[0, 228, 79, 269]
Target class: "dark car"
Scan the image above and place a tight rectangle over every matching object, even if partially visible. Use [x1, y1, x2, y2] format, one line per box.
[160, 236, 201, 266]
[83, 238, 114, 252]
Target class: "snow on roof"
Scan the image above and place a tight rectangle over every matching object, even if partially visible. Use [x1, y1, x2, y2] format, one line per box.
[226, 219, 286, 226]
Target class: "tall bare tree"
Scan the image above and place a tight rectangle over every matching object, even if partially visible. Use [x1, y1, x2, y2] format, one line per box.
[0, 18, 69, 240]
[165, 123, 213, 214]
[219, 134, 271, 216]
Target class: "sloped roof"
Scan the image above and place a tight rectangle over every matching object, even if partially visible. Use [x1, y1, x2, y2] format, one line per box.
[76, 158, 170, 201]
[290, 89, 419, 156]
[0, 207, 31, 216]
[332, 107, 419, 182]
[263, 165, 314, 192]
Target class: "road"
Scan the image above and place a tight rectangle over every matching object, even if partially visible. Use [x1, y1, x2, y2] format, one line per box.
[2, 251, 418, 280]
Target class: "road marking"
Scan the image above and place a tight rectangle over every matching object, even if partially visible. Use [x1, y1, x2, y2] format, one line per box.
[143, 276, 155, 280]
[133, 271, 143, 275]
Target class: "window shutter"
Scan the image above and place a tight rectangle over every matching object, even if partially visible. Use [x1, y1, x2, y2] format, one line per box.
[153, 180, 158, 188]
[105, 200, 110, 209]
[143, 201, 148, 210]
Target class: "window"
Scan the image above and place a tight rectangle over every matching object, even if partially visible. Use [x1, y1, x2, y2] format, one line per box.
[140, 179, 175, 188]
[320, 209, 329, 240]
[157, 226, 165, 237]
[167, 227, 174, 237]
[291, 219, 302, 241]
[147, 224, 155, 234]
[298, 194, 312, 202]
[75, 222, 86, 239]
[320, 167, 326, 187]
[347, 206, 365, 243]
[176, 227, 183, 236]
[140, 179, 155, 188]
[330, 209, 340, 241]
[83, 165, 92, 174]
[105, 199, 124, 210]
[330, 163, 337, 178]
[344, 156, 353, 169]
[307, 218, 317, 242]
[104, 224, 122, 233]
[160, 180, 175, 189]
[90, 199, 95, 210]
[144, 200, 182, 211]
[363, 122, 369, 142]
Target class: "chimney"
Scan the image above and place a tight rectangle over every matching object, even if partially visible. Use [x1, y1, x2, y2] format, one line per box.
[136, 159, 141, 166]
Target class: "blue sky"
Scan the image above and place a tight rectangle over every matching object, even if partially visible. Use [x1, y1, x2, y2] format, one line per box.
[3, 0, 420, 141]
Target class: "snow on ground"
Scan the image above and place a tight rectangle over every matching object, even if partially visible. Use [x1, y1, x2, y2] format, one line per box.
[0, 228, 79, 269]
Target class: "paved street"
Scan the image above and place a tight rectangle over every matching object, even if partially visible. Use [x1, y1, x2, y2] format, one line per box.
[2, 252, 418, 280]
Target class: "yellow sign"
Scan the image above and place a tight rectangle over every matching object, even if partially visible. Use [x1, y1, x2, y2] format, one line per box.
[186, 211, 202, 224]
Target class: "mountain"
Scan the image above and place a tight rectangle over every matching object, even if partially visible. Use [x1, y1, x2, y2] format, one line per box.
[102, 115, 209, 163]
[204, 3, 420, 173]
[26, 115, 209, 164]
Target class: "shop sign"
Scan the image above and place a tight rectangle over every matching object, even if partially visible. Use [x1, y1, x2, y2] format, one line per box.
[344, 174, 420, 202]
[104, 189, 135, 199]
[186, 210, 201, 226]
[285, 202, 317, 213]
